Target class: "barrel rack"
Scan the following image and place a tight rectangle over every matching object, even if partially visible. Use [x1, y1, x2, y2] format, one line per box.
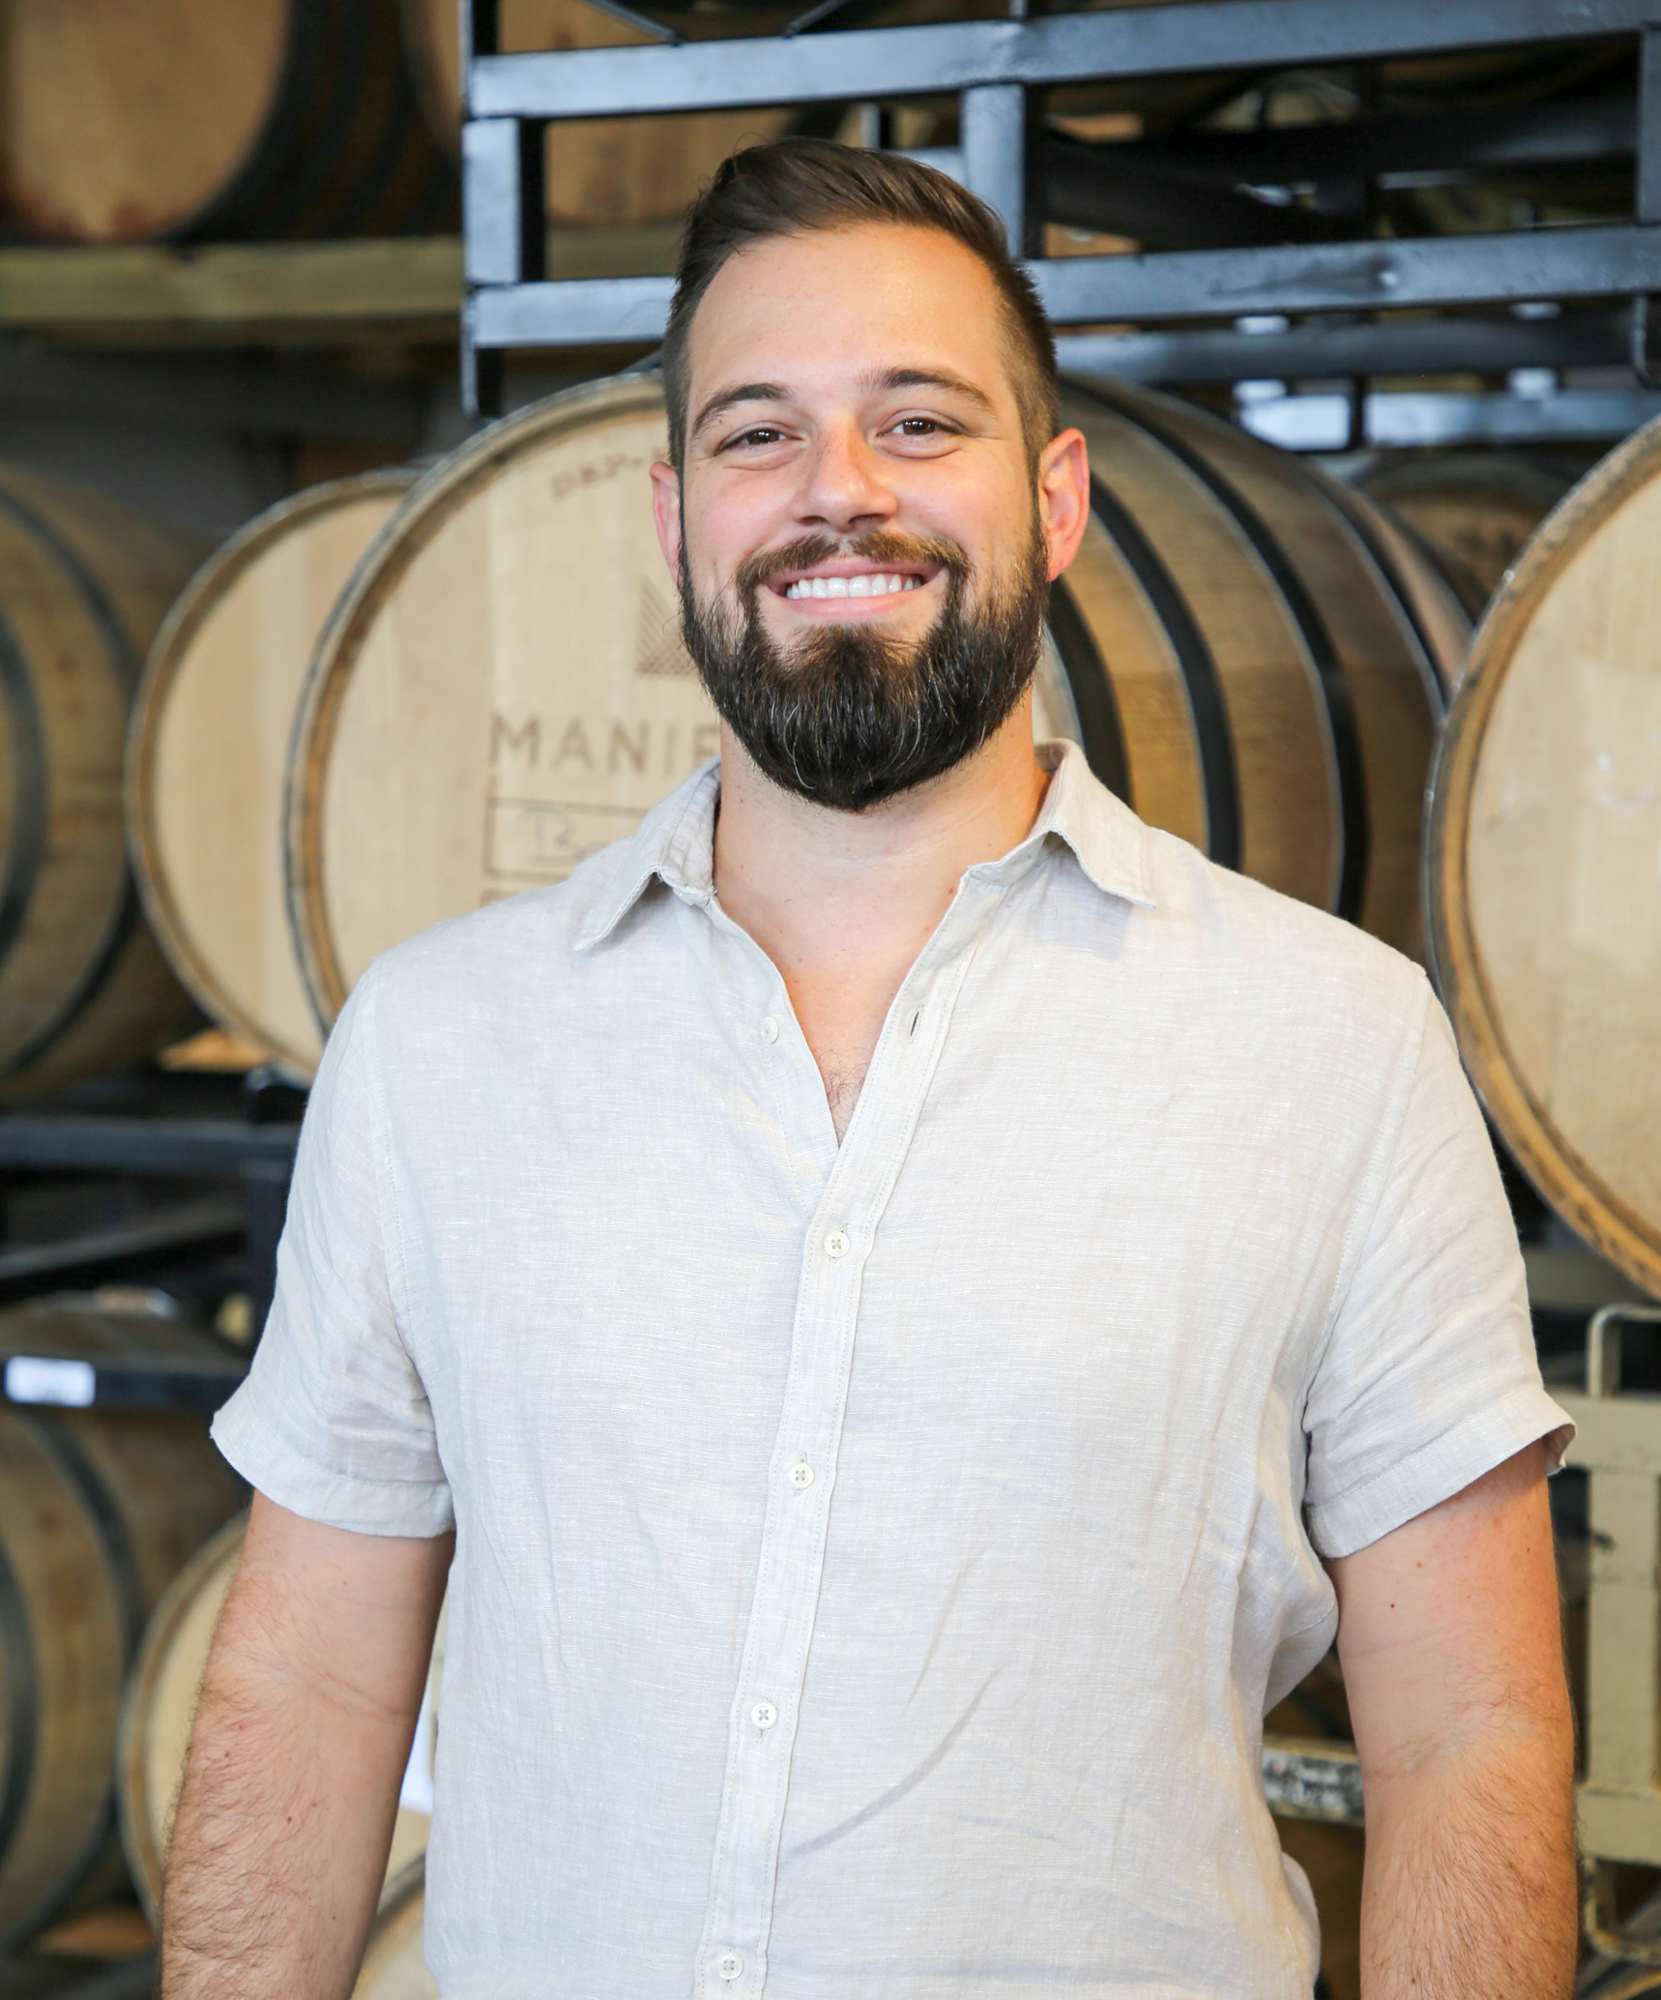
[0, 1075, 297, 1416]
[460, 0, 1661, 445]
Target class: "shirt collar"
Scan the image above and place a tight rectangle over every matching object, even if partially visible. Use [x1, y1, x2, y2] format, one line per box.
[574, 759, 721, 951]
[573, 738, 1154, 954]
[971, 739, 1156, 908]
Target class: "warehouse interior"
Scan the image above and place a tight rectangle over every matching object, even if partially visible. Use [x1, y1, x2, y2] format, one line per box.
[0, 1, 1659, 1994]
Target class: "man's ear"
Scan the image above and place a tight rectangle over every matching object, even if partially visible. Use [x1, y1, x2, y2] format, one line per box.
[1037, 429, 1090, 582]
[650, 460, 684, 589]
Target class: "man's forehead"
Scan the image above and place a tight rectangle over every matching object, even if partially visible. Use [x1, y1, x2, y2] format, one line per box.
[684, 224, 1018, 423]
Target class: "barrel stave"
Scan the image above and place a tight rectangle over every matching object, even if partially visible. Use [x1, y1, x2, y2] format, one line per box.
[0, 466, 199, 1092]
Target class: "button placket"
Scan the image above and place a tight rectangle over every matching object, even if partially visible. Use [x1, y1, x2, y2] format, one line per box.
[692, 914, 990, 1998]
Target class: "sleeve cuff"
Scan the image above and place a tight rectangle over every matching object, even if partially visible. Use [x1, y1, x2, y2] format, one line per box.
[211, 1385, 455, 1539]
[1306, 1380, 1575, 1561]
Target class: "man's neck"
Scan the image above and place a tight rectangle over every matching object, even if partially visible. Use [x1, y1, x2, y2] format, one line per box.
[712, 699, 1050, 1140]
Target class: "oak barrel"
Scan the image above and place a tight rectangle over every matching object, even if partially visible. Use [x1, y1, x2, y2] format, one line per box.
[0, 465, 199, 1098]
[117, 1516, 436, 1921]
[1427, 416, 1661, 1300]
[284, 376, 1465, 1028]
[1057, 382, 1464, 959]
[0, 1356, 243, 1946]
[400, 0, 786, 224]
[0, 0, 454, 243]
[128, 473, 417, 1078]
[1356, 453, 1575, 611]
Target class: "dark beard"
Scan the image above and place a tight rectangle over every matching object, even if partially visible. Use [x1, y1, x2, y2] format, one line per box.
[678, 522, 1049, 813]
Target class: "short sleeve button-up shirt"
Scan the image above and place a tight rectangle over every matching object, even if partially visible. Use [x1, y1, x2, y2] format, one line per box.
[214, 741, 1569, 2000]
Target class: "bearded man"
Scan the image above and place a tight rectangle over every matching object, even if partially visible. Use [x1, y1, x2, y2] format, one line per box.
[163, 142, 1576, 2000]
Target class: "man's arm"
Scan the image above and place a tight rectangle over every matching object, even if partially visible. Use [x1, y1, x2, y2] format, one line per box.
[1331, 1441, 1576, 2000]
[161, 1493, 453, 2000]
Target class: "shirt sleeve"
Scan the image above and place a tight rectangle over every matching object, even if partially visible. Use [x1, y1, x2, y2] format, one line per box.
[1302, 979, 1573, 1561]
[211, 963, 454, 1537]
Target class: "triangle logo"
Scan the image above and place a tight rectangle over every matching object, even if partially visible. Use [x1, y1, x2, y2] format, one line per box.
[636, 584, 695, 677]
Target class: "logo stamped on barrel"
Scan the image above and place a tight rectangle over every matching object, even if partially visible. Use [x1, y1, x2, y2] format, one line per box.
[484, 798, 645, 887]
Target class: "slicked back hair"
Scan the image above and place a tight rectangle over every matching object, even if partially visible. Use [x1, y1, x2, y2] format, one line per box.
[662, 139, 1060, 473]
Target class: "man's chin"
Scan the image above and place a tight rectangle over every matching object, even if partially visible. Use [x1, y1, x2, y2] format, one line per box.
[760, 600, 935, 651]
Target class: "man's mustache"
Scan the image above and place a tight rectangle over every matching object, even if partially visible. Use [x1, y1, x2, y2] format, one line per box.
[733, 530, 971, 599]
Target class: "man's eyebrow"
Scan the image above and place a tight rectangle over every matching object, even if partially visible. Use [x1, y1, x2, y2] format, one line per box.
[867, 367, 997, 415]
[691, 382, 792, 438]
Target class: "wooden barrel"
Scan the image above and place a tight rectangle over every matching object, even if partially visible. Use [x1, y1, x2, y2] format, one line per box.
[1055, 382, 1463, 958]
[400, 0, 787, 225]
[128, 474, 417, 1078]
[0, 465, 199, 1099]
[0, 1398, 243, 1947]
[1427, 416, 1661, 1300]
[117, 1516, 436, 1922]
[1356, 453, 1576, 613]
[0, 0, 455, 244]
[285, 376, 1464, 1029]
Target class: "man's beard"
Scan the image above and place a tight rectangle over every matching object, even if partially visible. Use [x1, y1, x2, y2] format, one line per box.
[678, 520, 1049, 813]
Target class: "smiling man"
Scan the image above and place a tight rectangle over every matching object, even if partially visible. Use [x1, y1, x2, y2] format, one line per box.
[163, 143, 1575, 2000]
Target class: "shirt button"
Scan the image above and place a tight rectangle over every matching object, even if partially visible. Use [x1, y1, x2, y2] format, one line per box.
[759, 1015, 779, 1044]
[750, 1699, 779, 1731]
[823, 1229, 850, 1259]
[788, 1458, 814, 1491]
[716, 1949, 743, 1982]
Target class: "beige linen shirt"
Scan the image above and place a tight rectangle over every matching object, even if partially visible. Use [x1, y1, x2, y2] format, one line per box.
[214, 741, 1568, 2000]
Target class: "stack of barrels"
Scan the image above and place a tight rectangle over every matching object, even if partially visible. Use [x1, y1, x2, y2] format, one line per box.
[0, 0, 791, 246]
[125, 372, 1473, 1086]
[0, 1296, 246, 1951]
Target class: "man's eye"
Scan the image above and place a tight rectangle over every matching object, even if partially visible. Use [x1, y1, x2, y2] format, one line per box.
[727, 426, 785, 449]
[896, 418, 940, 435]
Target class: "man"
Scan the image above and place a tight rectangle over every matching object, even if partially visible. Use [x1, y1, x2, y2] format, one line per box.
[164, 142, 1575, 1999]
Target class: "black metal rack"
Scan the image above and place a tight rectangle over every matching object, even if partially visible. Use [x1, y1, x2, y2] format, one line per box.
[0, 1072, 301, 1384]
[458, 0, 1661, 444]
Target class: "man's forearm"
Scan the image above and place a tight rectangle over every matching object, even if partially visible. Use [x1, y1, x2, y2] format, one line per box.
[1360, 1726, 1576, 2000]
[159, 1501, 446, 2000]
[161, 1650, 411, 1999]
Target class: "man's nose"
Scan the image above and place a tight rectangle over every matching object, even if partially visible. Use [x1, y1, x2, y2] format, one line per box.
[795, 421, 898, 534]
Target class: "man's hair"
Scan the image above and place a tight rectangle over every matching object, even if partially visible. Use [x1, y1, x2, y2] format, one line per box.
[662, 138, 1060, 472]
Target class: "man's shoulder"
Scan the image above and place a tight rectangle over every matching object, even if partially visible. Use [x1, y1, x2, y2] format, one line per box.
[355, 836, 636, 1027]
[1131, 817, 1433, 1049]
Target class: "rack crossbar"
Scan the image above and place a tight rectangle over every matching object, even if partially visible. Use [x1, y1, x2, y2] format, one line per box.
[471, 0, 1650, 121]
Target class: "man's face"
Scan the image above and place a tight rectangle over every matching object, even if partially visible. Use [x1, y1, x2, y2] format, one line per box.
[650, 222, 1088, 810]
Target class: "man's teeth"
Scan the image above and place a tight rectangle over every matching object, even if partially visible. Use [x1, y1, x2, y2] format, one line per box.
[784, 573, 924, 600]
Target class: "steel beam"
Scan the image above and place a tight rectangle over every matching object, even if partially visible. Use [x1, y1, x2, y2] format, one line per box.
[469, 227, 1661, 349]
[1641, 25, 1661, 225]
[0, 1116, 299, 1175]
[1239, 385, 1661, 449]
[1054, 309, 1631, 383]
[961, 84, 1028, 254]
[471, 273, 674, 346]
[1032, 224, 1661, 323]
[464, 119, 545, 286]
[470, 1, 1651, 121]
